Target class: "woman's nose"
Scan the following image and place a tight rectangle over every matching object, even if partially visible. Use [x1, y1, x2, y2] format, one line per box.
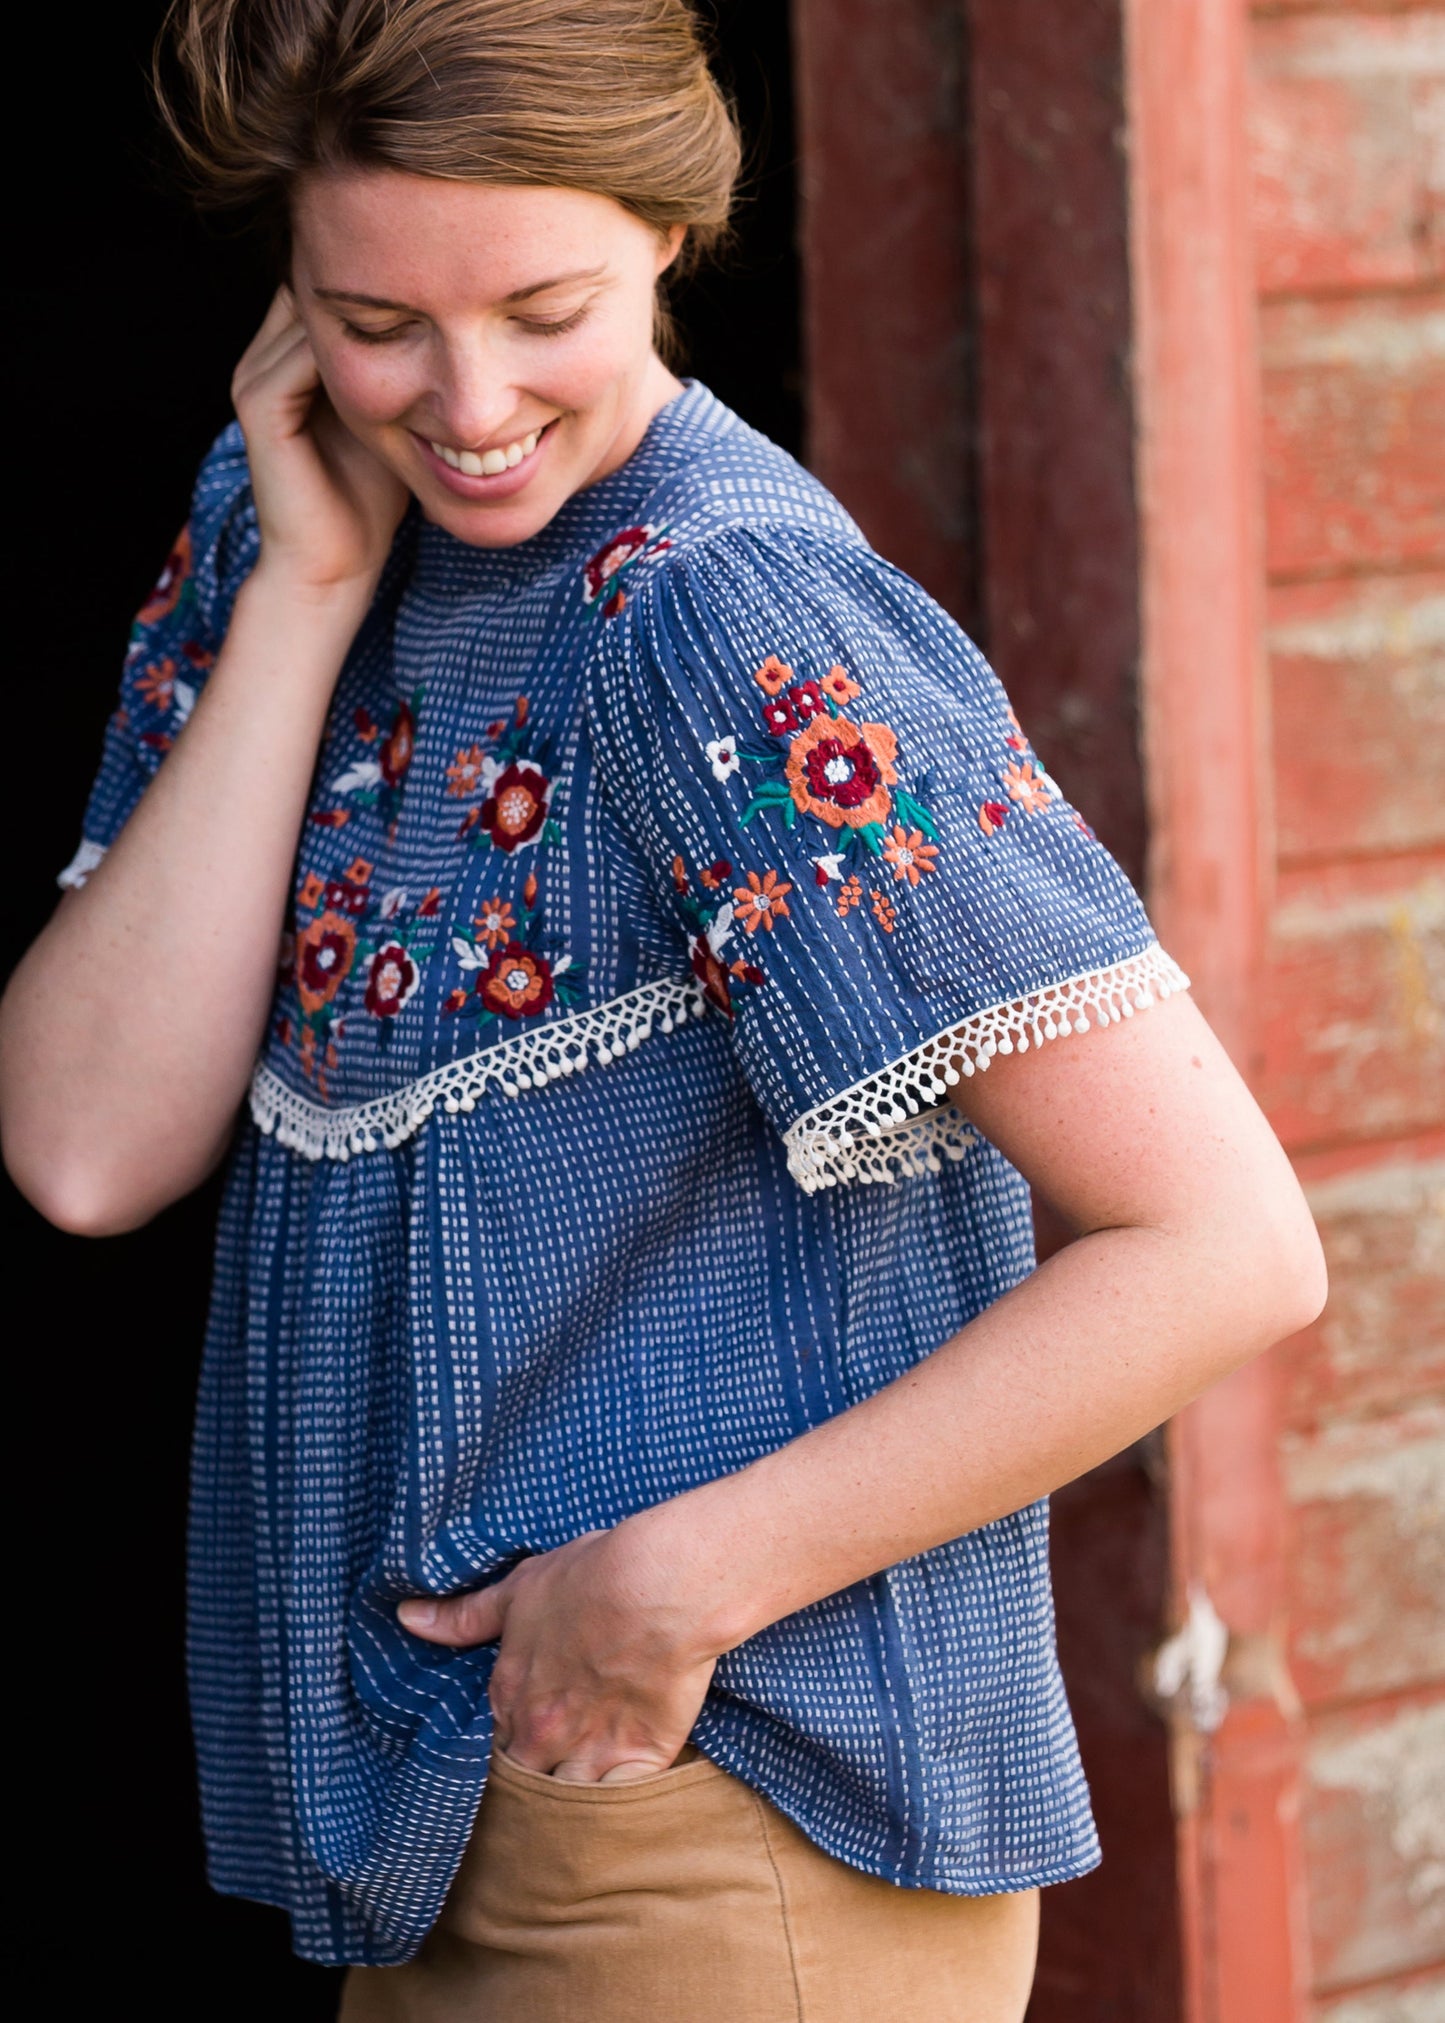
[430, 345, 519, 449]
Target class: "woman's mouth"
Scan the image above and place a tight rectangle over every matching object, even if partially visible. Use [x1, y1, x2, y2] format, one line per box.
[414, 419, 559, 498]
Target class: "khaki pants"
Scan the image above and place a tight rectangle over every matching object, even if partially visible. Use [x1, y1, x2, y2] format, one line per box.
[341, 1744, 1039, 2022]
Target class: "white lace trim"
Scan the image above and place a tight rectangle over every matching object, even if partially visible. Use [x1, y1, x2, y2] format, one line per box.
[58, 838, 108, 891]
[782, 946, 1191, 1193]
[248, 976, 707, 1162]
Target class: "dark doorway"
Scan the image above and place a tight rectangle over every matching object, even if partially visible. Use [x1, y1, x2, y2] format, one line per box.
[7, 5, 796, 2014]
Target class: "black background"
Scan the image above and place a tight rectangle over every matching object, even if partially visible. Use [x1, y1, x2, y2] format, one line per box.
[7, 4, 796, 2009]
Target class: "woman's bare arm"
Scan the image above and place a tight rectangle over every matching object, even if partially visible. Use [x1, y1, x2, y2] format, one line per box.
[0, 292, 405, 1234]
[400, 990, 1326, 1782]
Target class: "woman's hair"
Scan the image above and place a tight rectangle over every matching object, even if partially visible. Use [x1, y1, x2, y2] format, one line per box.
[155, 0, 742, 342]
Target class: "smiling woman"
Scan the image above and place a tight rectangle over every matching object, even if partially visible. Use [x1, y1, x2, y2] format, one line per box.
[0, 1, 1326, 2018]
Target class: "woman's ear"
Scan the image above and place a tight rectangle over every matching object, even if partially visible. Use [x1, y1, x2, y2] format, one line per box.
[656, 223, 688, 275]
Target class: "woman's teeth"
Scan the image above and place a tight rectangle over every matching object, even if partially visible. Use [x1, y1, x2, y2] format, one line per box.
[429, 429, 541, 477]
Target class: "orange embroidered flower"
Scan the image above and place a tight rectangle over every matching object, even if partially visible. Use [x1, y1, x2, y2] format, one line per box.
[870, 890, 897, 933]
[447, 745, 486, 797]
[836, 874, 864, 917]
[515, 695, 530, 725]
[672, 854, 689, 894]
[882, 825, 939, 885]
[753, 654, 794, 697]
[297, 870, 326, 911]
[136, 658, 176, 710]
[699, 858, 733, 890]
[379, 702, 416, 788]
[1004, 706, 1029, 753]
[474, 897, 517, 947]
[821, 664, 861, 705]
[479, 942, 554, 1020]
[1002, 761, 1052, 815]
[418, 886, 443, 917]
[344, 856, 374, 884]
[732, 868, 793, 934]
[522, 871, 539, 909]
[784, 715, 898, 831]
[295, 910, 356, 1015]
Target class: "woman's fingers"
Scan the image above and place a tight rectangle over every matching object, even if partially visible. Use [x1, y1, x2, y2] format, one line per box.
[397, 1584, 507, 1646]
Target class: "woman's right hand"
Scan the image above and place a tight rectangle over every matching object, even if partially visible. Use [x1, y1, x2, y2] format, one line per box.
[231, 286, 410, 601]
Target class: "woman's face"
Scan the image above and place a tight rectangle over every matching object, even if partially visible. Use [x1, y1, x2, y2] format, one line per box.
[289, 172, 685, 548]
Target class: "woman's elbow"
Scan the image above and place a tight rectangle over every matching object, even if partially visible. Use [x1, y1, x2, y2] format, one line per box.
[1242, 1184, 1330, 1347]
[2, 1132, 160, 1237]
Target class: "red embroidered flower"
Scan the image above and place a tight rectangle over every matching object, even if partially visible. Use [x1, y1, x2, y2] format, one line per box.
[354, 706, 379, 742]
[788, 681, 828, 724]
[323, 876, 371, 916]
[363, 943, 420, 1019]
[785, 716, 897, 829]
[379, 702, 416, 788]
[295, 910, 357, 1014]
[762, 695, 799, 737]
[978, 800, 1009, 837]
[689, 934, 734, 1017]
[478, 941, 555, 1019]
[418, 886, 442, 917]
[699, 859, 733, 891]
[583, 525, 655, 604]
[479, 760, 550, 852]
[136, 527, 191, 624]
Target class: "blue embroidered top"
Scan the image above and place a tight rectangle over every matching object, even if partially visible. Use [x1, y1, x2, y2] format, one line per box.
[67, 381, 1187, 1966]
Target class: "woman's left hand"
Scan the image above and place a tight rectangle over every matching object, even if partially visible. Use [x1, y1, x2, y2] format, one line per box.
[396, 1521, 721, 1783]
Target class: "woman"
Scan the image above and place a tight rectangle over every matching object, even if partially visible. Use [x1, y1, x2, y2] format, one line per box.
[0, 1, 1326, 2016]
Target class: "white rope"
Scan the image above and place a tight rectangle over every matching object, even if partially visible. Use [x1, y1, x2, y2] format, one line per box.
[248, 976, 706, 1162]
[783, 946, 1190, 1193]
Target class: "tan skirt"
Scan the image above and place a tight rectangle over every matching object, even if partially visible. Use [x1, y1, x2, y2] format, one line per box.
[340, 1744, 1039, 2023]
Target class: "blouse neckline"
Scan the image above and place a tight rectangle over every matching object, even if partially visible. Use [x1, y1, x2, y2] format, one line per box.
[407, 376, 734, 595]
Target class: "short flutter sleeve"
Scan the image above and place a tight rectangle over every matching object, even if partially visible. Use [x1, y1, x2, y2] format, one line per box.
[59, 421, 259, 889]
[585, 524, 1188, 1191]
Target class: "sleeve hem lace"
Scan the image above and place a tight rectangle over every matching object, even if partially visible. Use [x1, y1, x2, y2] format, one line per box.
[781, 945, 1191, 1193]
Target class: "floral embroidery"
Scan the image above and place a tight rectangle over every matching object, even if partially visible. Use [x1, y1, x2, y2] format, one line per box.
[363, 944, 421, 1019]
[296, 911, 357, 1016]
[445, 868, 581, 1026]
[732, 868, 793, 935]
[705, 736, 742, 782]
[870, 889, 897, 933]
[733, 656, 938, 868]
[882, 825, 939, 885]
[473, 896, 517, 947]
[753, 655, 793, 698]
[670, 855, 767, 1020]
[136, 527, 193, 625]
[452, 693, 562, 856]
[279, 856, 441, 1080]
[836, 874, 864, 917]
[330, 690, 424, 840]
[1002, 760, 1053, 816]
[581, 523, 673, 619]
[977, 707, 1064, 835]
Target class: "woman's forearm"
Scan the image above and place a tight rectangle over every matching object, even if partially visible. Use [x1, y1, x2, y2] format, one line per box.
[0, 570, 368, 1231]
[632, 1162, 1323, 1656]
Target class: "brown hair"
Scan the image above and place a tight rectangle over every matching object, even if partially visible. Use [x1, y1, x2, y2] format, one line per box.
[155, 0, 742, 344]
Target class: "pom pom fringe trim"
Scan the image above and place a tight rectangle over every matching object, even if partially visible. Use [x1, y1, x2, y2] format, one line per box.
[249, 976, 706, 1162]
[781, 946, 1190, 1193]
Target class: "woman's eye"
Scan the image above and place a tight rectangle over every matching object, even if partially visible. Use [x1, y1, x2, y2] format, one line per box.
[517, 306, 590, 338]
[342, 321, 414, 346]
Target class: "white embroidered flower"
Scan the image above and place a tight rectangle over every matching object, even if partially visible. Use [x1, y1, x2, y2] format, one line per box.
[379, 887, 409, 921]
[172, 678, 197, 727]
[705, 736, 742, 782]
[705, 903, 735, 956]
[450, 934, 488, 972]
[332, 758, 384, 795]
[812, 852, 845, 884]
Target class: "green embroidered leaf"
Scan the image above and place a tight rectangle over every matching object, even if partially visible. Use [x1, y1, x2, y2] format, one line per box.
[543, 818, 562, 845]
[858, 821, 887, 855]
[893, 790, 940, 840]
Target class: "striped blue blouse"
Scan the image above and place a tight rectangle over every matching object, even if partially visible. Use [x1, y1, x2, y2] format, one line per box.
[66, 380, 1187, 1965]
